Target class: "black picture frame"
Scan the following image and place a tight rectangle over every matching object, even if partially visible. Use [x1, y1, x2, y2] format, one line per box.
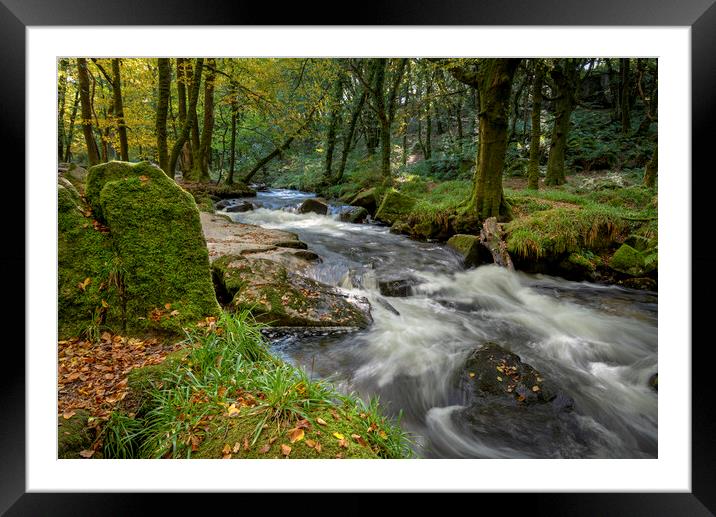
[3, 1, 713, 514]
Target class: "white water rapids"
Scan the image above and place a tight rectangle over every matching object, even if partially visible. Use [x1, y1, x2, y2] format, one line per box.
[225, 189, 658, 458]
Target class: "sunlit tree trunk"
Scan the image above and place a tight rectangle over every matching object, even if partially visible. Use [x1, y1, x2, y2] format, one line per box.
[156, 58, 171, 174]
[169, 58, 203, 178]
[324, 75, 343, 179]
[76, 58, 100, 166]
[643, 145, 657, 188]
[111, 59, 129, 161]
[176, 58, 192, 175]
[191, 58, 215, 182]
[58, 58, 69, 160]
[64, 89, 80, 162]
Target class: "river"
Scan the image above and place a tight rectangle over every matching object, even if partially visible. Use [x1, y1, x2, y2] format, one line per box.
[222, 188, 658, 459]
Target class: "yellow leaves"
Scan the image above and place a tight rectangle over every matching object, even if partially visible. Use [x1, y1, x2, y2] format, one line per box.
[497, 376, 503, 382]
[468, 372, 476, 378]
[225, 404, 240, 417]
[280, 444, 292, 456]
[532, 385, 540, 392]
[305, 439, 316, 448]
[333, 432, 344, 440]
[287, 428, 304, 443]
[101, 299, 109, 308]
[316, 417, 327, 426]
[77, 277, 91, 291]
[379, 430, 388, 440]
[222, 443, 232, 459]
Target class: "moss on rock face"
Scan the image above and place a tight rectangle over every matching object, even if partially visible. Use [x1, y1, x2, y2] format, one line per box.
[374, 189, 416, 226]
[212, 255, 372, 328]
[350, 187, 382, 215]
[447, 234, 487, 268]
[90, 162, 220, 334]
[58, 182, 122, 339]
[58, 409, 94, 458]
[610, 244, 646, 276]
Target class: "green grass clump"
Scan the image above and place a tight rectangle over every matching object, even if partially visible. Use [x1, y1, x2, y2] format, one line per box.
[101, 311, 412, 459]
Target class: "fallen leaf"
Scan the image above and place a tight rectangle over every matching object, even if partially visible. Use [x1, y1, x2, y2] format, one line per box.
[288, 428, 305, 443]
[314, 442, 322, 453]
[497, 376, 503, 382]
[222, 453, 232, 459]
[335, 453, 343, 459]
[337, 438, 348, 448]
[232, 442, 241, 454]
[222, 444, 232, 455]
[78, 277, 91, 291]
[280, 444, 292, 456]
[296, 419, 310, 429]
[191, 435, 202, 452]
[379, 430, 388, 439]
[333, 432, 345, 440]
[79, 449, 95, 458]
[351, 434, 368, 447]
[101, 300, 109, 308]
[226, 404, 240, 417]
[331, 409, 340, 421]
[170, 310, 180, 317]
[243, 437, 250, 451]
[268, 436, 278, 445]
[62, 410, 76, 420]
[469, 372, 476, 378]
[532, 385, 540, 392]
[316, 417, 327, 426]
[305, 439, 316, 448]
[259, 444, 271, 454]
[164, 303, 172, 309]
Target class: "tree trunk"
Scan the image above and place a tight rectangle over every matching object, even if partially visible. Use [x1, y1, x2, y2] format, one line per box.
[111, 59, 129, 161]
[186, 60, 201, 166]
[168, 58, 204, 177]
[156, 58, 171, 174]
[527, 62, 544, 190]
[620, 58, 631, 134]
[324, 75, 343, 179]
[176, 58, 192, 174]
[58, 58, 69, 160]
[76, 58, 100, 166]
[227, 96, 238, 185]
[64, 88, 80, 162]
[446, 59, 520, 220]
[545, 60, 579, 186]
[191, 58, 215, 182]
[335, 82, 368, 182]
[425, 72, 433, 160]
[643, 145, 657, 188]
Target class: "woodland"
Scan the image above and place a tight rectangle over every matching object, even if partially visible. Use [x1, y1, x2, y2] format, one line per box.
[57, 57, 658, 460]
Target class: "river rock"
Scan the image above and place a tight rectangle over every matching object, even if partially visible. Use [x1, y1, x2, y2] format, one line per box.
[462, 342, 566, 408]
[447, 234, 490, 268]
[83, 161, 220, 334]
[224, 201, 254, 213]
[215, 199, 234, 210]
[374, 189, 416, 225]
[178, 181, 256, 200]
[297, 198, 328, 215]
[339, 206, 369, 224]
[350, 188, 380, 215]
[609, 244, 650, 277]
[378, 278, 415, 297]
[212, 255, 372, 328]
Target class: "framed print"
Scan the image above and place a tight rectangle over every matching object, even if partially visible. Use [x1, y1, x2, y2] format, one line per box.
[3, 0, 714, 513]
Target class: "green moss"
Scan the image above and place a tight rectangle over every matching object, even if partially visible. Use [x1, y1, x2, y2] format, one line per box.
[610, 244, 646, 276]
[505, 206, 630, 260]
[565, 251, 602, 272]
[195, 194, 215, 213]
[58, 183, 123, 339]
[375, 189, 417, 225]
[86, 161, 220, 335]
[58, 409, 94, 458]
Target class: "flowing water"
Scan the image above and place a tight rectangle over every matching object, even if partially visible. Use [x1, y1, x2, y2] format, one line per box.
[224, 188, 658, 459]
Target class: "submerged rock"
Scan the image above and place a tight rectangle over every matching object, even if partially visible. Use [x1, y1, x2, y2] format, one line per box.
[212, 255, 372, 328]
[297, 198, 328, 215]
[378, 278, 415, 297]
[462, 342, 570, 409]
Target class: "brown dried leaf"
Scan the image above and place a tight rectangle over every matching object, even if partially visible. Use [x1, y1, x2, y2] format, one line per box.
[316, 417, 327, 426]
[79, 449, 95, 458]
[62, 410, 76, 420]
[305, 439, 316, 448]
[288, 428, 305, 443]
[259, 444, 271, 454]
[280, 444, 292, 456]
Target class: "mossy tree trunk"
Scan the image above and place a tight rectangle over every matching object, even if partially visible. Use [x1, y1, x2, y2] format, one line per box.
[527, 60, 544, 190]
[227, 87, 239, 185]
[545, 59, 580, 186]
[169, 58, 203, 177]
[188, 60, 201, 171]
[446, 58, 521, 220]
[191, 58, 216, 182]
[111, 59, 129, 161]
[643, 145, 657, 188]
[76, 58, 100, 166]
[424, 66, 433, 160]
[156, 58, 171, 174]
[324, 74, 343, 179]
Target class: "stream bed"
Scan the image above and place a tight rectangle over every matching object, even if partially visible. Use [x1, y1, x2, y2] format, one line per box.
[223, 188, 658, 459]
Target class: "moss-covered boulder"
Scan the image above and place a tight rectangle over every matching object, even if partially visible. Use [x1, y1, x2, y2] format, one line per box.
[338, 206, 369, 224]
[58, 409, 94, 458]
[83, 161, 220, 334]
[349, 188, 381, 215]
[212, 255, 372, 328]
[374, 189, 416, 226]
[447, 234, 489, 268]
[58, 181, 123, 339]
[609, 244, 646, 276]
[178, 181, 256, 201]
